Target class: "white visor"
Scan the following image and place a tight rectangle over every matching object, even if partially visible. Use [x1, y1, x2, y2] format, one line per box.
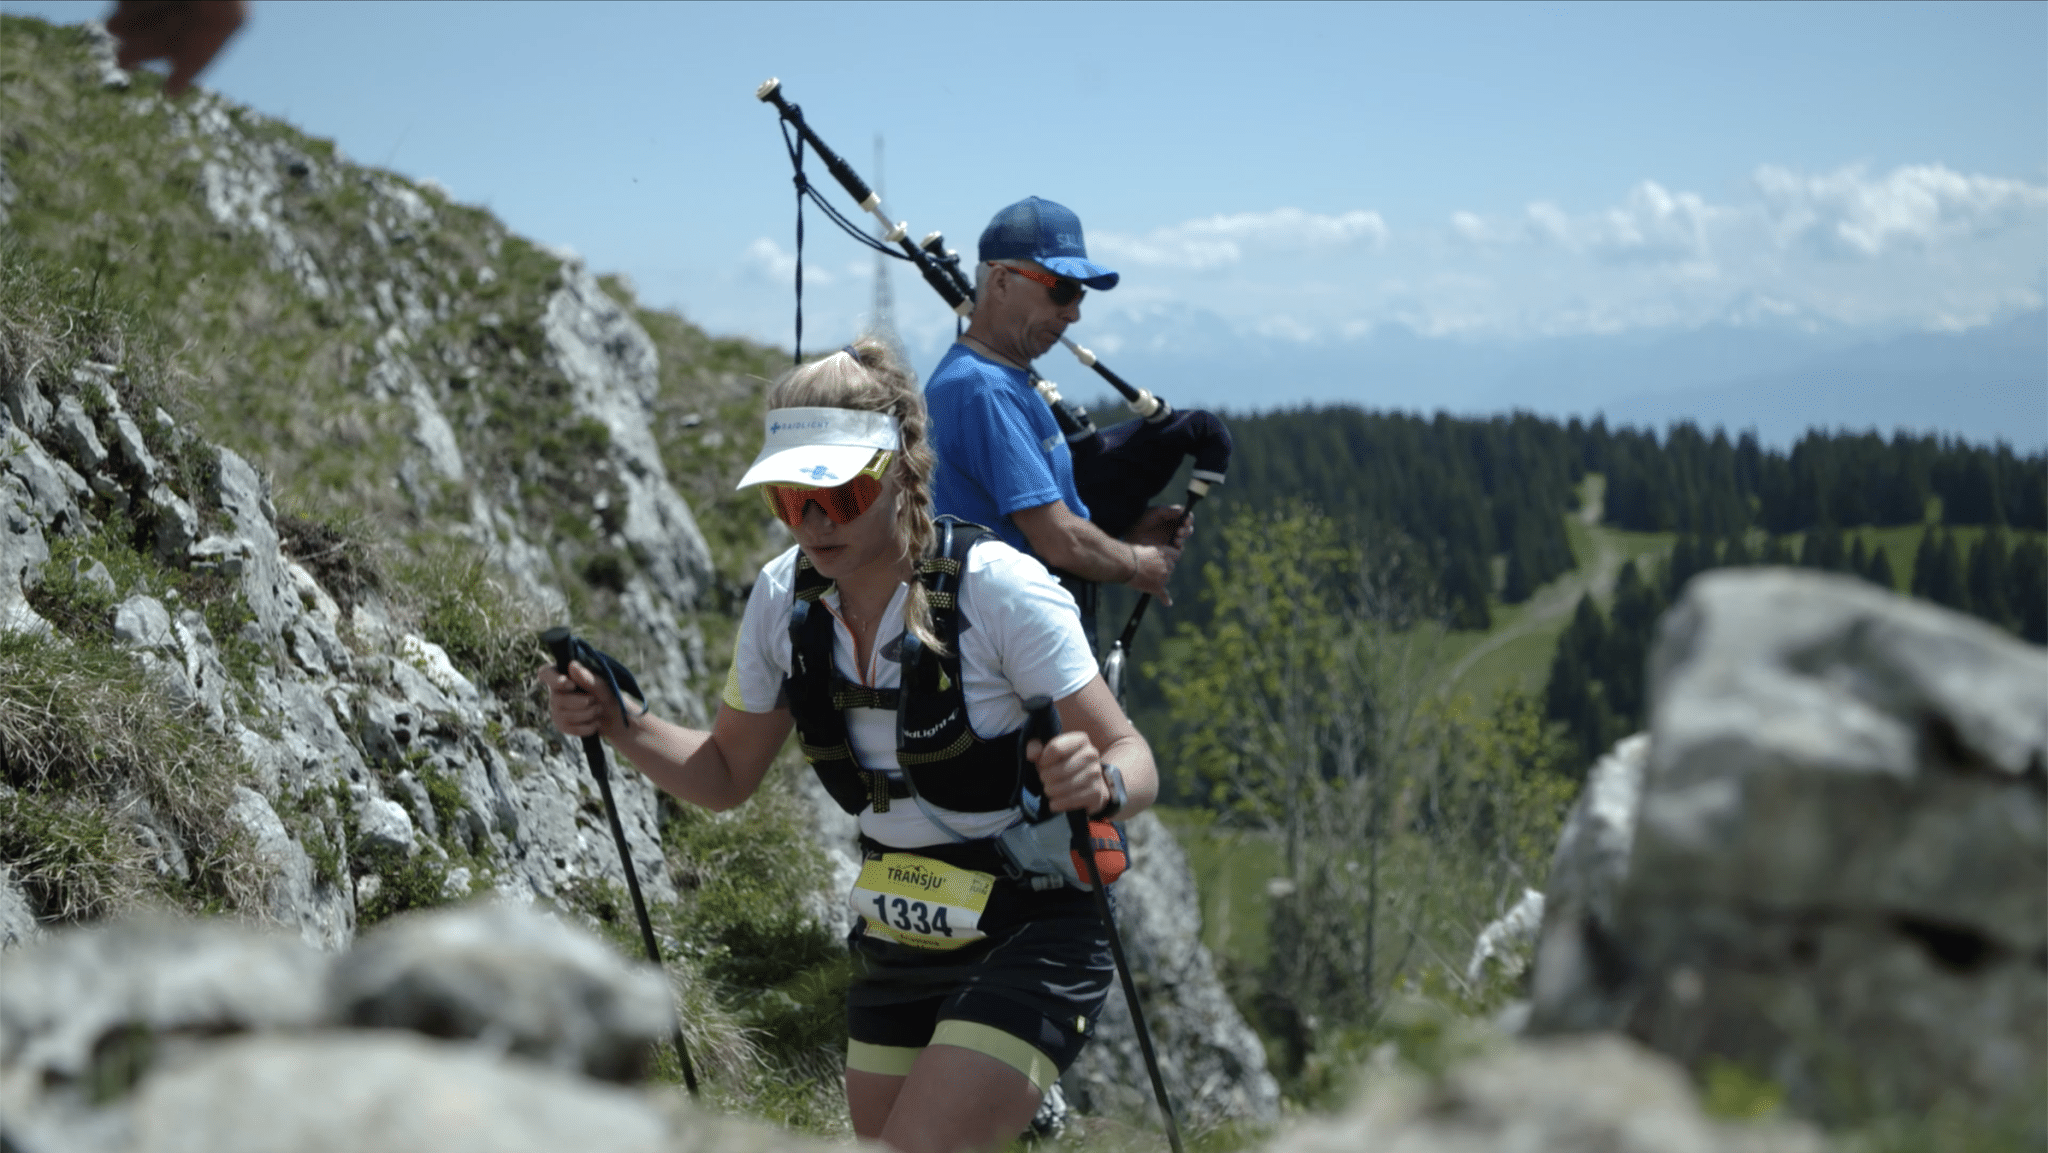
[736, 407, 902, 491]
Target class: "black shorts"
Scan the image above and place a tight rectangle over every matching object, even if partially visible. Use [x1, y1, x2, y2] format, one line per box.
[843, 839, 1114, 1092]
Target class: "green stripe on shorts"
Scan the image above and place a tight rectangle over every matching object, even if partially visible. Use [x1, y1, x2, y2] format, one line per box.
[846, 1039, 921, 1078]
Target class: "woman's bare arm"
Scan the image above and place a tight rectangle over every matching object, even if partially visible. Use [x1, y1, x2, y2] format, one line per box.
[1028, 674, 1160, 819]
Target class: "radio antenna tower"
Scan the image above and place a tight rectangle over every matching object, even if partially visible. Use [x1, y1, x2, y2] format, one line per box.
[869, 134, 910, 371]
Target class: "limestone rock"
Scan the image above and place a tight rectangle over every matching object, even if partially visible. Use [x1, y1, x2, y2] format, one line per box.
[1, 348, 52, 433]
[0, 471, 52, 635]
[146, 484, 198, 564]
[80, 19, 129, 89]
[228, 786, 354, 951]
[71, 555, 116, 598]
[543, 264, 713, 620]
[108, 407, 160, 482]
[1269, 1033, 1824, 1153]
[1530, 569, 2048, 1126]
[329, 904, 676, 1083]
[113, 594, 176, 651]
[1465, 887, 1545, 986]
[1530, 732, 1649, 1033]
[355, 794, 419, 858]
[0, 865, 44, 953]
[120, 1032, 673, 1153]
[52, 395, 108, 472]
[0, 916, 329, 1089]
[211, 448, 297, 649]
[1063, 812, 1282, 1131]
[0, 908, 852, 1153]
[2, 423, 88, 533]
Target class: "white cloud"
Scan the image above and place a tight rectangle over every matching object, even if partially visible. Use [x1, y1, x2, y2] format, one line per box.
[1585, 181, 1718, 264]
[1752, 163, 2048, 258]
[1094, 208, 1389, 270]
[1454, 182, 1718, 265]
[1450, 211, 1495, 244]
[744, 237, 834, 285]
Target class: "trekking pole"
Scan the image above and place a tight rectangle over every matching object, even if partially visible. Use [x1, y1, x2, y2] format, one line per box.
[541, 627, 700, 1097]
[1022, 698, 1185, 1153]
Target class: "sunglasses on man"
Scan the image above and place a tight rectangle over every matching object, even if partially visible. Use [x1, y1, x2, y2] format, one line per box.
[760, 450, 893, 527]
[1003, 263, 1085, 308]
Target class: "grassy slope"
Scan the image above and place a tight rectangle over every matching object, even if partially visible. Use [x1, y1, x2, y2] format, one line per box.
[0, 20, 793, 664]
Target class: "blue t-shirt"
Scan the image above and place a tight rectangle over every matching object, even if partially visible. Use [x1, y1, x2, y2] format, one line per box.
[924, 344, 1089, 555]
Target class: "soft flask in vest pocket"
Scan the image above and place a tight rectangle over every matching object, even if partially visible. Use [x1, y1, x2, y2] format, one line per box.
[996, 816, 1128, 891]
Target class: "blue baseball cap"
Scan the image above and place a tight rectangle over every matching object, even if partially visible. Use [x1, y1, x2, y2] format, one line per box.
[978, 197, 1120, 289]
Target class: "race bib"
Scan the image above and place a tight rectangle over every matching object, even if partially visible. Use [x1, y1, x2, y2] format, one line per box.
[850, 853, 996, 951]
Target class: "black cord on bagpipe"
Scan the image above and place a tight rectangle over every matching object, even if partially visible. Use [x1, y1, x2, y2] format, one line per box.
[789, 126, 803, 363]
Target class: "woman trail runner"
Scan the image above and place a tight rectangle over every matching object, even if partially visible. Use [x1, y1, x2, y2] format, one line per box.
[538, 338, 1157, 1153]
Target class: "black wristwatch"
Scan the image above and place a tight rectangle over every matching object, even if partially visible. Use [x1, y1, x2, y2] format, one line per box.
[1091, 763, 1127, 821]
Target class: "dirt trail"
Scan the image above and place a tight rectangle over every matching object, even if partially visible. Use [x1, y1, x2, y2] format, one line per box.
[1439, 476, 1624, 695]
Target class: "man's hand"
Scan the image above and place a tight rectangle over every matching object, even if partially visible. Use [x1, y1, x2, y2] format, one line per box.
[1011, 498, 1185, 600]
[1123, 504, 1191, 603]
[1126, 504, 1193, 549]
[106, 0, 247, 96]
[1126, 542, 1181, 605]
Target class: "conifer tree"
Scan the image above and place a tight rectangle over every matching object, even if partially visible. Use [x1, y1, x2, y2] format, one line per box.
[1545, 594, 1615, 770]
[2010, 538, 2047, 644]
[1912, 529, 1939, 598]
[1601, 561, 1663, 729]
[1866, 547, 1896, 593]
[1966, 525, 2013, 631]
[1926, 529, 1969, 612]
[1722, 532, 1754, 567]
[1801, 523, 1846, 572]
[1666, 534, 1711, 598]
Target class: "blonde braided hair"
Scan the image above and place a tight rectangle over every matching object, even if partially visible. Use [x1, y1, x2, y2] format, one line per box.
[765, 338, 947, 656]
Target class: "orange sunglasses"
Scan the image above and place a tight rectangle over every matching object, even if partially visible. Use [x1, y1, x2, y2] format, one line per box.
[1003, 263, 1085, 307]
[761, 450, 893, 527]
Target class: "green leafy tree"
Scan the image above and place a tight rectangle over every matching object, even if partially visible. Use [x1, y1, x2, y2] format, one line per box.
[1162, 501, 1576, 1039]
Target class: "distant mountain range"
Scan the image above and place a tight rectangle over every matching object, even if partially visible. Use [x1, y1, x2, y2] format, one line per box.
[995, 307, 2047, 450]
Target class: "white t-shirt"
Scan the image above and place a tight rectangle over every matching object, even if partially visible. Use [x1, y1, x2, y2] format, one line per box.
[722, 539, 1098, 847]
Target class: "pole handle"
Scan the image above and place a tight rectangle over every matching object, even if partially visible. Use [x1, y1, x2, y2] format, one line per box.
[542, 625, 575, 676]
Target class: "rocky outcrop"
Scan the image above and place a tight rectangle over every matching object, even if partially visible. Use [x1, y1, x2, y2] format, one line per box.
[1529, 569, 2047, 1127]
[1064, 811, 1283, 1132]
[0, 906, 848, 1153]
[1267, 1033, 1823, 1153]
[541, 262, 714, 724]
[1529, 732, 1649, 1033]
[1, 368, 681, 953]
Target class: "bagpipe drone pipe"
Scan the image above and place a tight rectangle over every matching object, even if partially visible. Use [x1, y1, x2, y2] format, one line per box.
[755, 78, 1234, 677]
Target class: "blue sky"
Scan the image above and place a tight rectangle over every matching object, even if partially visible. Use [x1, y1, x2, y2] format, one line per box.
[7, 0, 2046, 415]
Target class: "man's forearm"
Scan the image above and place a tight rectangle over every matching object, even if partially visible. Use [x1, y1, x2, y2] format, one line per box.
[1029, 510, 1138, 582]
[1013, 499, 1180, 601]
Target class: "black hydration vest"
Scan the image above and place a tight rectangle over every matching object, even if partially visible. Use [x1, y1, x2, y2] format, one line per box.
[785, 517, 1041, 817]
